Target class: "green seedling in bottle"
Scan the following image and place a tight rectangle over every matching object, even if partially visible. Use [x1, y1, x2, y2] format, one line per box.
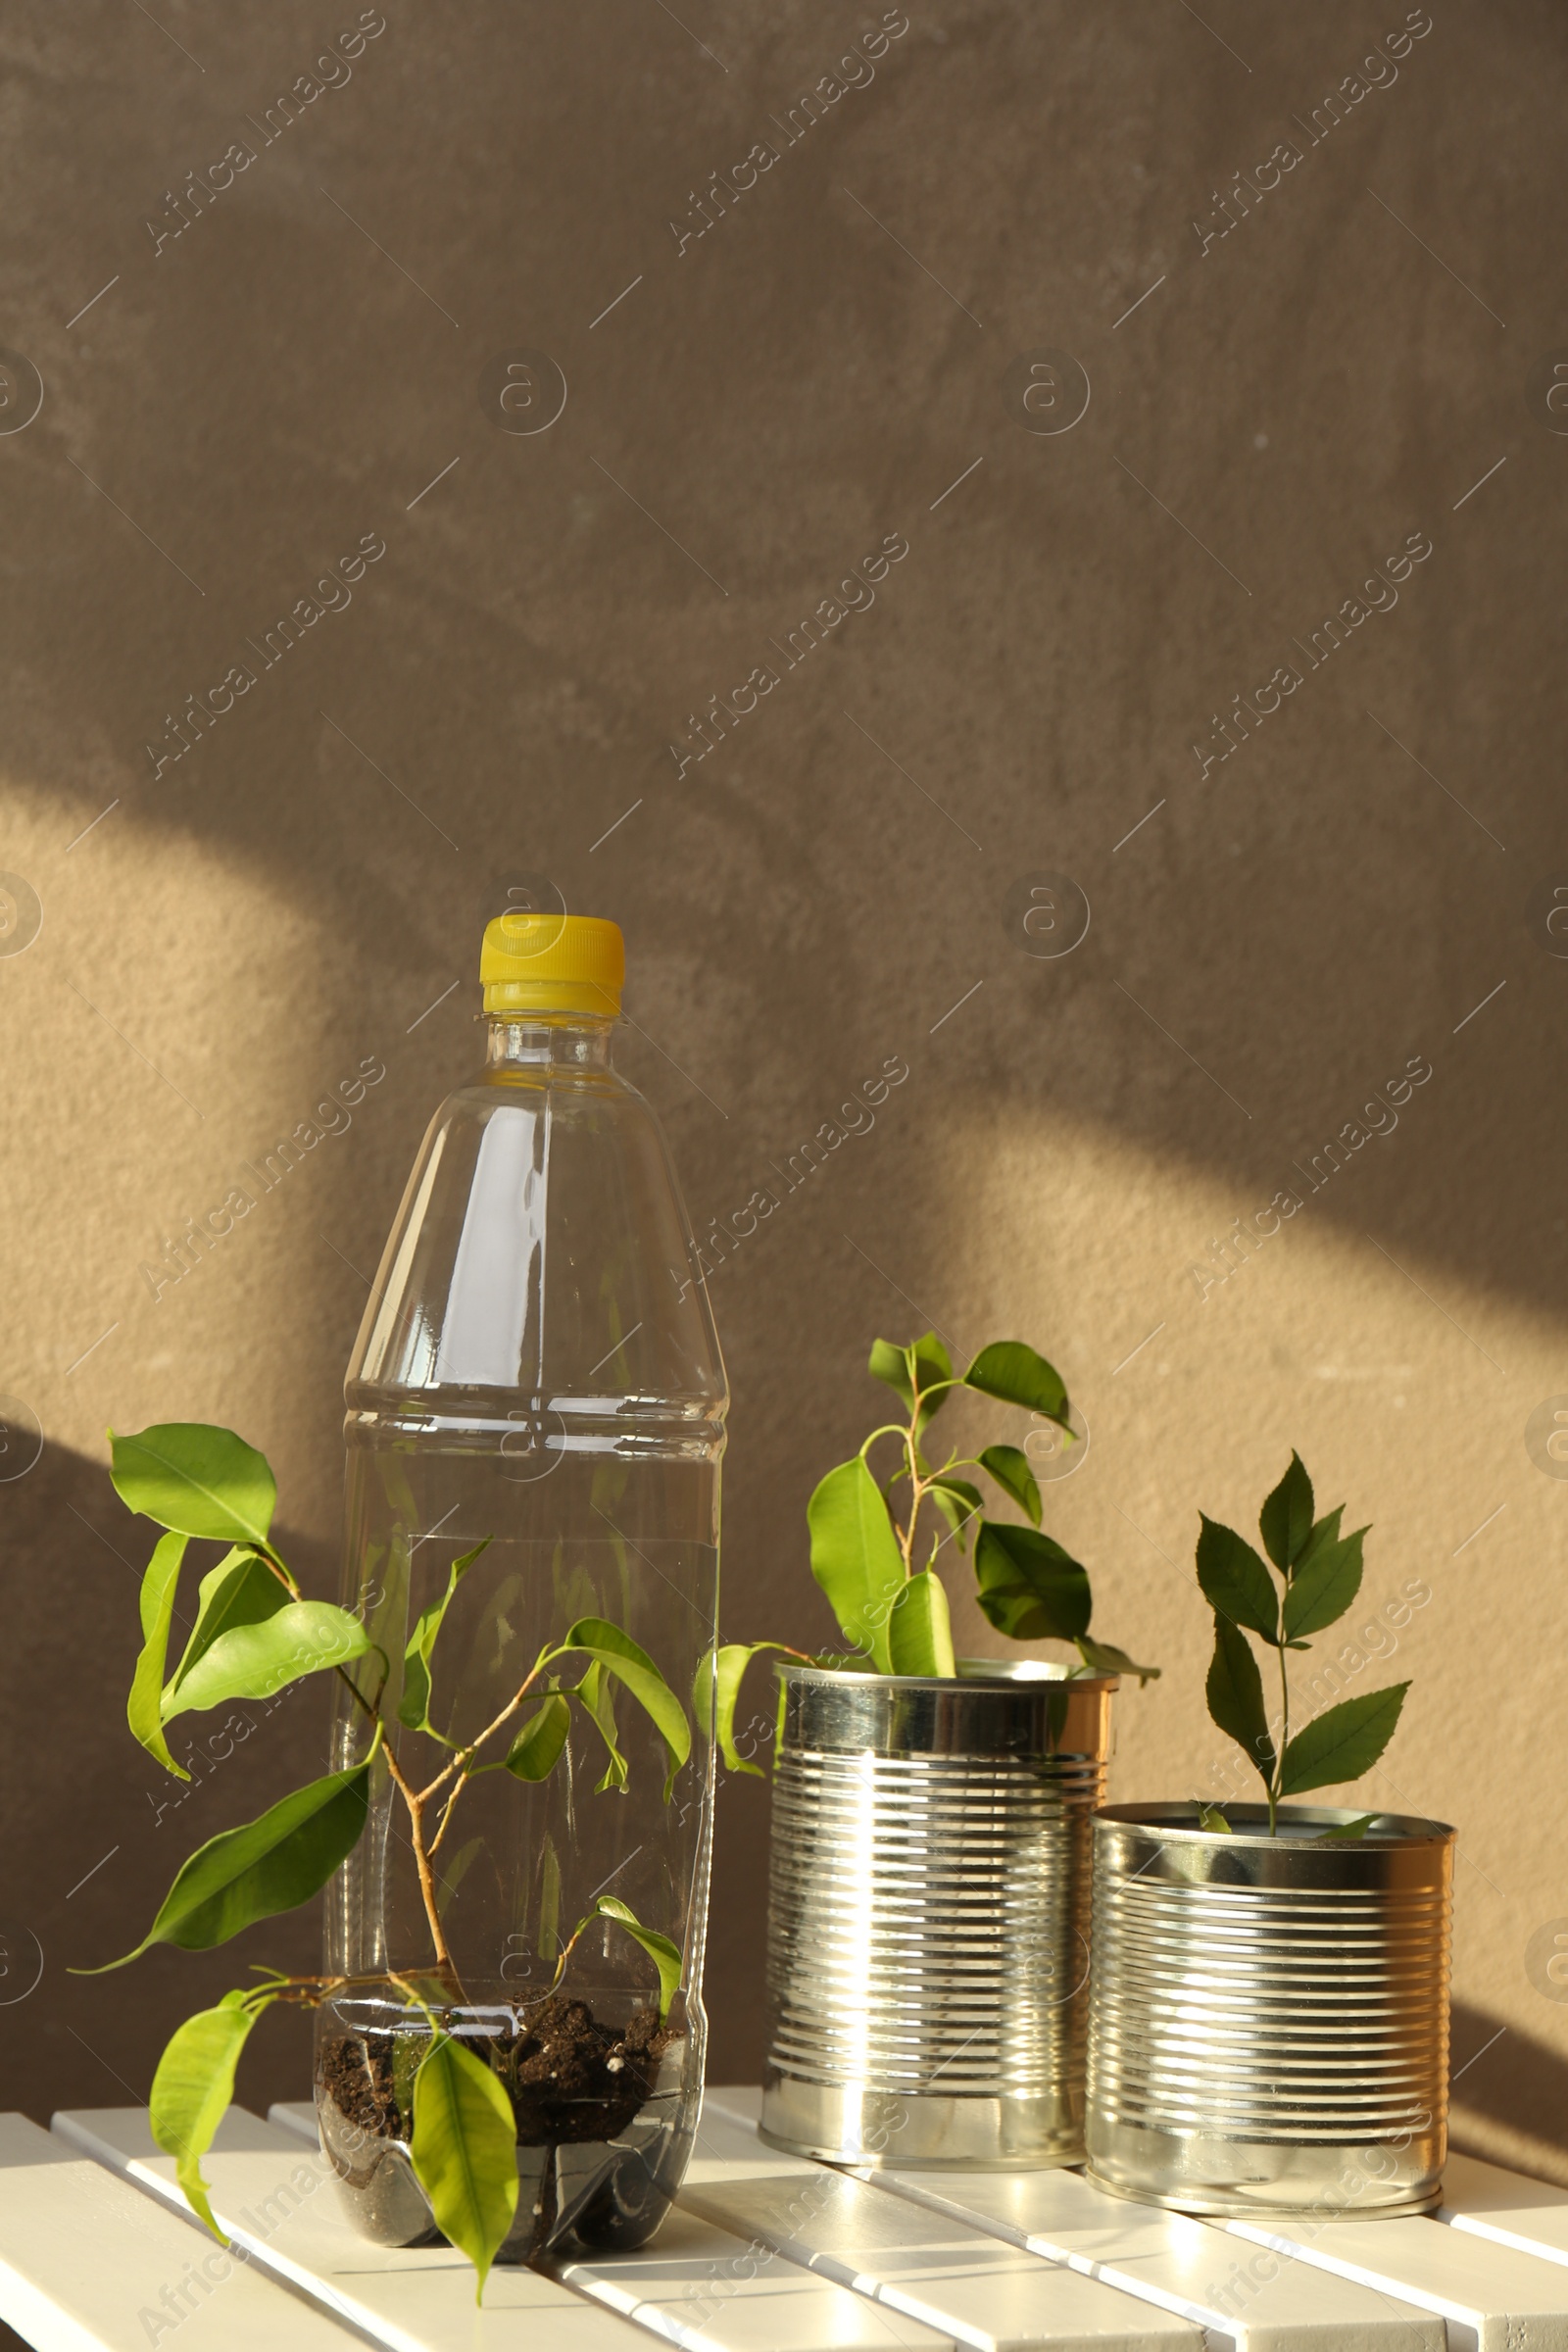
[75, 1422, 685, 2300]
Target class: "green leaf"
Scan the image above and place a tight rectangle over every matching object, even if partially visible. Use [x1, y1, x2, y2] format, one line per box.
[575, 1661, 626, 1792]
[977, 1446, 1042, 1526]
[693, 1642, 796, 1778]
[1205, 1614, 1275, 1790]
[410, 2031, 519, 2302]
[973, 1521, 1091, 1642]
[1281, 1525, 1367, 1642]
[1298, 1504, 1345, 1566]
[1315, 1814, 1377, 1841]
[868, 1336, 912, 1402]
[502, 1693, 572, 1782]
[110, 1423, 276, 1547]
[808, 1456, 907, 1672]
[887, 1570, 956, 1677]
[1197, 1804, 1231, 1834]
[587, 1895, 682, 2021]
[1074, 1634, 1160, 1686]
[1278, 1684, 1409, 1796]
[695, 1643, 756, 1778]
[128, 1532, 189, 1779]
[1196, 1515, 1280, 1643]
[399, 1540, 492, 1737]
[166, 1548, 288, 1703]
[561, 1618, 690, 1798]
[1285, 1503, 1349, 1620]
[151, 1988, 274, 2238]
[164, 1601, 369, 1721]
[927, 1474, 982, 1552]
[869, 1332, 954, 1430]
[962, 1341, 1070, 1426]
[78, 1752, 375, 1970]
[1259, 1452, 1315, 1572]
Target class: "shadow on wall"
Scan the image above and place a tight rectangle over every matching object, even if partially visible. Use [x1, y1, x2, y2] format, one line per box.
[0, 1435, 333, 2126]
[1450, 2001, 1568, 2185]
[7, 0, 1563, 1348]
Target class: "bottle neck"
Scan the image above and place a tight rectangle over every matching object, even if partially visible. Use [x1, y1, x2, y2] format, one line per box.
[484, 1014, 614, 1072]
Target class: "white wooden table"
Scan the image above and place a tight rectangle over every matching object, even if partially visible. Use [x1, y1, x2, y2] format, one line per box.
[2, 2085, 1567, 2352]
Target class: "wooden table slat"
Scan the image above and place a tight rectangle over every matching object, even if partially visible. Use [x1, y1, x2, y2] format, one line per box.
[23, 2089, 1568, 2352]
[289, 2096, 1206, 2352]
[860, 2164, 1445, 2352]
[558, 2211, 959, 2352]
[1440, 2153, 1568, 2269]
[268, 2101, 321, 2148]
[52, 2106, 638, 2352]
[698, 2092, 1443, 2352]
[0, 2113, 352, 2352]
[1220, 2210, 1568, 2352]
[270, 2103, 956, 2352]
[678, 2125, 1202, 2348]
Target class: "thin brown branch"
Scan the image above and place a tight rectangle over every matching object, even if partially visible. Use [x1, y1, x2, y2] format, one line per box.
[426, 1776, 467, 1858]
[544, 1916, 590, 2002]
[256, 1544, 303, 1600]
[415, 1651, 553, 1806]
[382, 1743, 453, 1974]
[255, 1974, 349, 2010]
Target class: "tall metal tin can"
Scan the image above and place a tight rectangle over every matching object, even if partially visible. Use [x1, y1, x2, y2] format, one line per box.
[1085, 1802, 1454, 2217]
[760, 1660, 1116, 2169]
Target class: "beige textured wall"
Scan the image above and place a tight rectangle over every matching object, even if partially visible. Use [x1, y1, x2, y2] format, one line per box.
[3, 0, 1565, 2179]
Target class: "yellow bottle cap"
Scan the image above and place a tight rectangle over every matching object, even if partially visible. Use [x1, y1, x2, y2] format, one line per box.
[480, 911, 624, 1017]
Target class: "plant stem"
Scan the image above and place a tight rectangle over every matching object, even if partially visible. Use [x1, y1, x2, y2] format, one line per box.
[334, 1661, 380, 1724]
[331, 1683, 457, 1983]
[402, 1648, 579, 1953]
[544, 1917, 591, 2002]
[898, 1395, 945, 1574]
[416, 1656, 549, 1807]
[898, 1411, 921, 1572]
[426, 1778, 466, 1858]
[381, 1743, 455, 1978]
[1271, 1642, 1290, 1836]
[258, 1974, 349, 2010]
[257, 1544, 303, 1601]
[352, 1642, 566, 1992]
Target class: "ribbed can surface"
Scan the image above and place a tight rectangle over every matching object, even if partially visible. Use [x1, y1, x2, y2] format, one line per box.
[1085, 1802, 1454, 2217]
[760, 1661, 1115, 2169]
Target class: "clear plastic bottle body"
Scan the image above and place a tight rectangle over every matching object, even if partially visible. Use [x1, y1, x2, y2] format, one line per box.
[316, 1015, 725, 2257]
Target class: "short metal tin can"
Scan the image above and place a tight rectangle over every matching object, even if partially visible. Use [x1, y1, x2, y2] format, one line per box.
[1085, 1802, 1454, 2217]
[760, 1660, 1116, 2169]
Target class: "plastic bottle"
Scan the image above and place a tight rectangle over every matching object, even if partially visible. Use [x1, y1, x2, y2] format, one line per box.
[316, 911, 726, 2259]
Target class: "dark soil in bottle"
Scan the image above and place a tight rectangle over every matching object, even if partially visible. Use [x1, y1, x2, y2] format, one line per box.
[318, 2025, 406, 2142]
[317, 1995, 675, 2261]
[503, 1996, 669, 2142]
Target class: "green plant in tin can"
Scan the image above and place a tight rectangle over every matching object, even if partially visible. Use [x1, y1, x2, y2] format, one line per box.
[705, 1331, 1158, 1767]
[1197, 1451, 1409, 1837]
